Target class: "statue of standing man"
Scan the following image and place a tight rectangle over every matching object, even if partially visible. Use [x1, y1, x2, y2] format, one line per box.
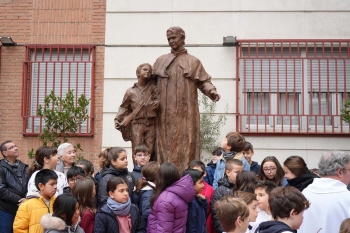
[153, 26, 221, 172]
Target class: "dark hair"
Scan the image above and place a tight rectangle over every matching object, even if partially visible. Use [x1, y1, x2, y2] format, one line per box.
[340, 219, 350, 233]
[234, 171, 257, 193]
[212, 147, 222, 156]
[53, 193, 78, 226]
[243, 142, 254, 152]
[269, 186, 310, 220]
[255, 180, 277, 195]
[134, 144, 150, 154]
[28, 146, 58, 177]
[214, 197, 249, 232]
[182, 169, 204, 185]
[0, 140, 12, 156]
[283, 156, 308, 177]
[232, 191, 257, 206]
[99, 147, 126, 168]
[35, 169, 58, 190]
[151, 162, 180, 207]
[107, 177, 127, 194]
[225, 132, 246, 152]
[257, 156, 285, 186]
[135, 162, 160, 194]
[225, 158, 243, 171]
[72, 177, 96, 215]
[76, 159, 95, 176]
[67, 166, 86, 179]
[188, 160, 205, 173]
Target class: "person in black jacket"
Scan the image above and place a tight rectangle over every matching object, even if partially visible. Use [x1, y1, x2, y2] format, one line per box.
[211, 158, 244, 233]
[132, 161, 159, 233]
[0, 140, 28, 233]
[98, 147, 135, 206]
[243, 142, 261, 175]
[283, 156, 320, 192]
[94, 177, 141, 233]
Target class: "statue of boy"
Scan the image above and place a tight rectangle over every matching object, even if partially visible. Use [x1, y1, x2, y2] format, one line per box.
[114, 63, 160, 160]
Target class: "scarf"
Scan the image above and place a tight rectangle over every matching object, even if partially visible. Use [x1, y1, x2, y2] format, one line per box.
[107, 197, 131, 216]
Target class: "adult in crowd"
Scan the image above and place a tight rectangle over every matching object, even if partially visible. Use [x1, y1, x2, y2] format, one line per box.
[283, 155, 319, 192]
[56, 143, 77, 175]
[299, 151, 350, 233]
[0, 140, 28, 233]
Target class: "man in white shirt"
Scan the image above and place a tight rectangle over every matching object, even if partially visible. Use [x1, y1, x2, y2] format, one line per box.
[299, 150, 350, 233]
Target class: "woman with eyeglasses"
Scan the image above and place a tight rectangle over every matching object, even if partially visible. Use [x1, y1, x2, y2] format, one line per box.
[283, 155, 320, 192]
[257, 156, 287, 186]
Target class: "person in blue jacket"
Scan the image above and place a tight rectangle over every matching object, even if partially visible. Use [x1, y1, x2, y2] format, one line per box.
[205, 147, 221, 186]
[243, 142, 261, 175]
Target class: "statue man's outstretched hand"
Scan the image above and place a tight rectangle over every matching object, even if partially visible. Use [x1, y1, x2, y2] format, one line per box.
[209, 89, 221, 102]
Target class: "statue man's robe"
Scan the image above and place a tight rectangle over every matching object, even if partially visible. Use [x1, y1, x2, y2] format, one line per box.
[153, 49, 218, 172]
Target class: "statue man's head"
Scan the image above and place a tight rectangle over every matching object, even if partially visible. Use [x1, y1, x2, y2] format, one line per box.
[166, 26, 186, 51]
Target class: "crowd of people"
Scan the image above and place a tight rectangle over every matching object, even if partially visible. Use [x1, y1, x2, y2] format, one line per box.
[1, 132, 350, 233]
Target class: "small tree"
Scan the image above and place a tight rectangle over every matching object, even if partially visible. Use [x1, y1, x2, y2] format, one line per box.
[199, 92, 228, 162]
[341, 99, 350, 124]
[28, 90, 90, 159]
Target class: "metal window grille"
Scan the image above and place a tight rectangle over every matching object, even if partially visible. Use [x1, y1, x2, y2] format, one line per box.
[22, 45, 95, 136]
[236, 40, 350, 134]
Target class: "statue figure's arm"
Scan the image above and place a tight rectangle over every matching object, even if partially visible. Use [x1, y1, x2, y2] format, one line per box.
[114, 90, 132, 129]
[148, 85, 160, 110]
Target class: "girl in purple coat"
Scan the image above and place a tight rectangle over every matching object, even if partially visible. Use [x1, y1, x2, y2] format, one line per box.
[147, 162, 196, 233]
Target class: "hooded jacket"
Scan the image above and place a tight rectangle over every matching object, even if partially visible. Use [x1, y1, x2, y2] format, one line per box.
[210, 176, 234, 233]
[40, 214, 85, 233]
[0, 159, 28, 214]
[257, 221, 294, 233]
[205, 161, 216, 186]
[131, 165, 142, 181]
[98, 166, 135, 206]
[286, 170, 319, 192]
[94, 203, 140, 233]
[13, 196, 56, 233]
[186, 195, 208, 233]
[250, 161, 261, 175]
[147, 175, 196, 233]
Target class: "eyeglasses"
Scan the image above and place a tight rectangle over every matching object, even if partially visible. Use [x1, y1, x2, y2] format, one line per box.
[136, 153, 149, 158]
[68, 177, 82, 183]
[263, 167, 277, 172]
[7, 145, 18, 150]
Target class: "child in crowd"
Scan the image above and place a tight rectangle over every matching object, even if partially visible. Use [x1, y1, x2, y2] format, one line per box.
[232, 191, 259, 233]
[147, 162, 195, 233]
[76, 159, 99, 206]
[256, 186, 310, 233]
[98, 147, 135, 206]
[94, 177, 140, 233]
[243, 142, 261, 175]
[40, 193, 84, 233]
[340, 219, 350, 233]
[188, 160, 215, 233]
[72, 177, 96, 233]
[251, 180, 278, 233]
[131, 144, 151, 181]
[63, 166, 86, 194]
[257, 156, 287, 187]
[27, 146, 67, 197]
[205, 147, 222, 186]
[211, 158, 244, 233]
[213, 132, 249, 189]
[214, 197, 250, 233]
[14, 169, 58, 233]
[183, 169, 207, 233]
[132, 161, 159, 233]
[234, 171, 257, 193]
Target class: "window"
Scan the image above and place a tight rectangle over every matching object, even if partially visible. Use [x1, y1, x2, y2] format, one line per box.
[22, 45, 95, 135]
[238, 41, 350, 134]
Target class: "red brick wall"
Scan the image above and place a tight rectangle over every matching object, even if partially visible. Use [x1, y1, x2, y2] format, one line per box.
[0, 0, 106, 169]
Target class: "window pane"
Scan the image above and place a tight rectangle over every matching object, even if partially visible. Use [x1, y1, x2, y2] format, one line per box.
[309, 93, 332, 125]
[277, 93, 300, 125]
[247, 93, 269, 125]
